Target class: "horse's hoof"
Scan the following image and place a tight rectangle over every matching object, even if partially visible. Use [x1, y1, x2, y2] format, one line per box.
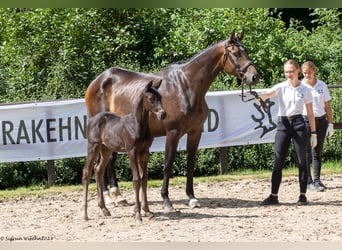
[104, 192, 116, 206]
[145, 211, 154, 220]
[189, 198, 200, 209]
[109, 187, 121, 197]
[115, 196, 128, 206]
[102, 208, 111, 217]
[135, 215, 143, 223]
[109, 187, 128, 206]
[162, 202, 174, 211]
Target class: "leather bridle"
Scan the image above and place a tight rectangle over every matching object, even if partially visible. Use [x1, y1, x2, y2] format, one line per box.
[222, 40, 254, 79]
[222, 40, 268, 112]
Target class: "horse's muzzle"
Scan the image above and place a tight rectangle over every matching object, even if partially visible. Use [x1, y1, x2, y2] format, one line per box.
[245, 71, 260, 85]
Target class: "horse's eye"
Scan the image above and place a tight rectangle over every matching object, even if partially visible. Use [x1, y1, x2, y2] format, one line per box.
[233, 52, 241, 57]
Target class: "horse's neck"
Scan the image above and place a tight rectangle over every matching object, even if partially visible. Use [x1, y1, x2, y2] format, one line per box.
[186, 43, 222, 86]
[168, 43, 223, 100]
[132, 97, 149, 135]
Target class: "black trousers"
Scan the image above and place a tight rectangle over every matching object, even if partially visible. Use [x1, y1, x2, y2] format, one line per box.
[271, 116, 309, 194]
[305, 117, 328, 183]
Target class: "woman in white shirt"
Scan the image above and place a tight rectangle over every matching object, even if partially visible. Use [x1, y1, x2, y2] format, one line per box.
[302, 61, 334, 191]
[260, 59, 317, 206]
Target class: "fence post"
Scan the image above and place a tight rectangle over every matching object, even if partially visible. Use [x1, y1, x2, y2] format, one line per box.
[219, 147, 228, 174]
[47, 160, 56, 187]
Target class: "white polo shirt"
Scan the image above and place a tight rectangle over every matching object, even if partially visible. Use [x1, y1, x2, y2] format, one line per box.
[302, 79, 331, 117]
[271, 80, 313, 117]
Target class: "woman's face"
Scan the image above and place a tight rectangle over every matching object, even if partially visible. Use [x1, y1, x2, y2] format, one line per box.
[284, 63, 300, 81]
[302, 66, 316, 83]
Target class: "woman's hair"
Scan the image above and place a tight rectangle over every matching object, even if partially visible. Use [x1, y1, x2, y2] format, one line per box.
[301, 61, 317, 73]
[284, 59, 300, 70]
[284, 59, 301, 76]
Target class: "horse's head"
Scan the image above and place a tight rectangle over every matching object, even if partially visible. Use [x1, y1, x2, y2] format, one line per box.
[222, 30, 259, 86]
[144, 80, 166, 121]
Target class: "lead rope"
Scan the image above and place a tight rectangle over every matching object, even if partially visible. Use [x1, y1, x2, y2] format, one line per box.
[240, 78, 269, 113]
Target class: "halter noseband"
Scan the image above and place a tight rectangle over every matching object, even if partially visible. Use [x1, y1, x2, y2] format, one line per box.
[222, 41, 254, 79]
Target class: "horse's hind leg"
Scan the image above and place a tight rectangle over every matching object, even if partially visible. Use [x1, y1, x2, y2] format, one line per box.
[82, 145, 98, 220]
[107, 152, 128, 205]
[95, 148, 112, 217]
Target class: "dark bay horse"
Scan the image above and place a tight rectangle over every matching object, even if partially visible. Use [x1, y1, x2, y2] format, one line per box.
[82, 80, 166, 221]
[85, 30, 260, 210]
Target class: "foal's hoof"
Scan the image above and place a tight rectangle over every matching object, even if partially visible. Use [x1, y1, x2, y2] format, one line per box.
[102, 208, 111, 217]
[135, 215, 143, 223]
[145, 211, 154, 220]
[189, 198, 200, 209]
[82, 214, 89, 221]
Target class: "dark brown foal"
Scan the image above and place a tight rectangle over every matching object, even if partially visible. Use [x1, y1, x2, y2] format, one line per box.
[82, 80, 166, 222]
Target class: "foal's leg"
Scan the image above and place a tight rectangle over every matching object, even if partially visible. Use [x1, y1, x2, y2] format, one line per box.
[128, 150, 142, 222]
[82, 145, 98, 220]
[139, 150, 153, 219]
[95, 148, 112, 217]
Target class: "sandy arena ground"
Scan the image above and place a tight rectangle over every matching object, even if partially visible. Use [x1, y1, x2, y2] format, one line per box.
[1, 174, 342, 242]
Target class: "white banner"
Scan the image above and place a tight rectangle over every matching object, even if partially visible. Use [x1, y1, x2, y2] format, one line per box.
[0, 90, 278, 163]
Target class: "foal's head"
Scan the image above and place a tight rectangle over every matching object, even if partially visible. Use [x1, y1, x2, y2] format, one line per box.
[222, 30, 260, 85]
[143, 80, 166, 121]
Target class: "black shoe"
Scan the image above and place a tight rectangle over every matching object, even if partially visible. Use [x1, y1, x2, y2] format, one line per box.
[261, 195, 279, 205]
[297, 194, 308, 205]
[318, 180, 327, 189]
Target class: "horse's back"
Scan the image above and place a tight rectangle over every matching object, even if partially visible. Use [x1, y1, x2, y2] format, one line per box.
[85, 67, 162, 116]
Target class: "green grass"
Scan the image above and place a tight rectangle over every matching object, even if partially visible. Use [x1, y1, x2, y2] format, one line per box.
[0, 160, 341, 200]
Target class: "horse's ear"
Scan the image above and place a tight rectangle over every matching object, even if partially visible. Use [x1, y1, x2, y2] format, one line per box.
[145, 80, 153, 91]
[229, 29, 236, 41]
[238, 29, 244, 41]
[153, 79, 162, 89]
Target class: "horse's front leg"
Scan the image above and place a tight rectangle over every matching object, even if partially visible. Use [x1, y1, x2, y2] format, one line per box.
[186, 130, 202, 209]
[139, 149, 153, 219]
[161, 129, 181, 210]
[128, 150, 143, 222]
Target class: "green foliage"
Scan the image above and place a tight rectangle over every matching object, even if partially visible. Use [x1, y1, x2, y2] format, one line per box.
[0, 161, 46, 189]
[0, 8, 341, 188]
[55, 157, 86, 185]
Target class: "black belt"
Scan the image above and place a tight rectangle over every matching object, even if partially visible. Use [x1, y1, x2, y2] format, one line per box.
[315, 114, 326, 121]
[279, 114, 303, 121]
[303, 115, 326, 121]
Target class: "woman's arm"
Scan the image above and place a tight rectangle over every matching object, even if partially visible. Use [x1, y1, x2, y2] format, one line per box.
[305, 102, 316, 133]
[324, 101, 333, 124]
[260, 89, 276, 100]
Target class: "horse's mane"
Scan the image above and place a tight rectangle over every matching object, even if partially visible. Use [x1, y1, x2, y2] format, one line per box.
[163, 40, 225, 68]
